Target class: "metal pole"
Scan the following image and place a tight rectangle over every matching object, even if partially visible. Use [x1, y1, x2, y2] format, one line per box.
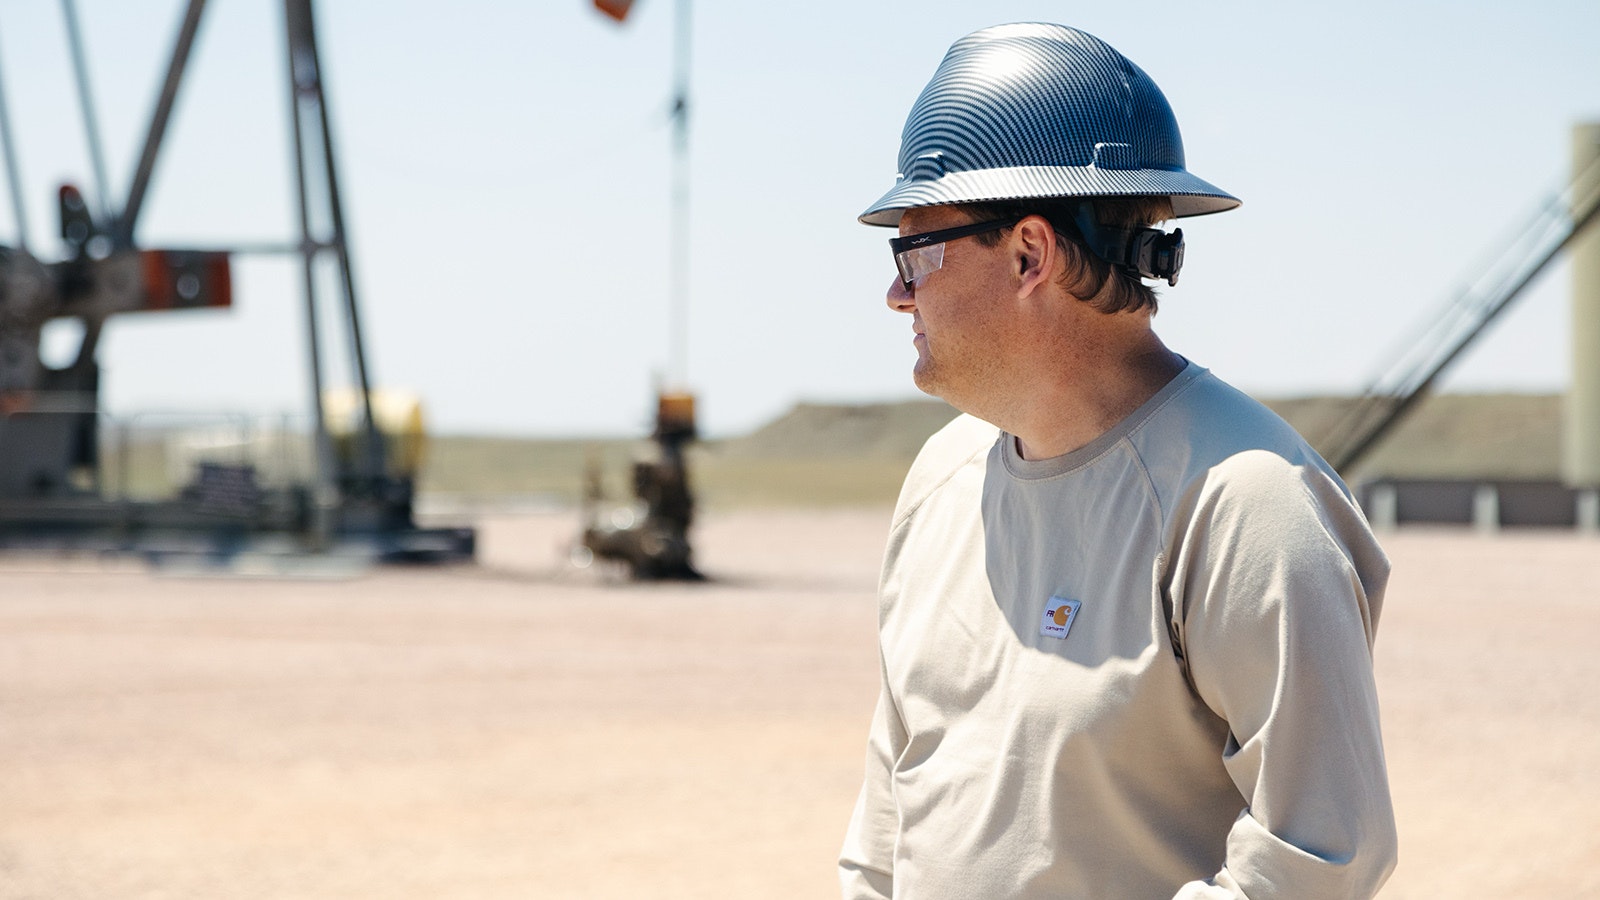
[60, 0, 113, 226]
[1566, 122, 1600, 488]
[668, 0, 691, 388]
[0, 17, 31, 252]
[117, 0, 207, 248]
[282, 0, 336, 547]
[286, 0, 382, 482]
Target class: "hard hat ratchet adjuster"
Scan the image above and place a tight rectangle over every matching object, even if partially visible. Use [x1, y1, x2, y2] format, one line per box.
[1072, 204, 1185, 287]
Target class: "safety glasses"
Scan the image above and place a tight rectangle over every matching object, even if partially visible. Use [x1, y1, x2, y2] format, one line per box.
[889, 217, 1021, 289]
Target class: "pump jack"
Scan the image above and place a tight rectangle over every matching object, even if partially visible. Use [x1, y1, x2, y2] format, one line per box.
[0, 0, 472, 562]
[578, 390, 701, 580]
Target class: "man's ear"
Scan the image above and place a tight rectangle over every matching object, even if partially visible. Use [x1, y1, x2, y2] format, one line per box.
[1011, 214, 1057, 298]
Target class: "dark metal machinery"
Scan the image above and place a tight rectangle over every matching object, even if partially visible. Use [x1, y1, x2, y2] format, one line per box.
[0, 0, 472, 562]
[578, 391, 701, 580]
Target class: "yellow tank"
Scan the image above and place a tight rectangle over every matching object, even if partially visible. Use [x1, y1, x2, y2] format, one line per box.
[322, 388, 426, 478]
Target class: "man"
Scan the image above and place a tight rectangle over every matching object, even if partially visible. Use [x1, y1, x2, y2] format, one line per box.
[839, 23, 1397, 900]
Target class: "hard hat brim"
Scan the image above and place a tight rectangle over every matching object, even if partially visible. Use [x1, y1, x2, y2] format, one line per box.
[858, 165, 1241, 227]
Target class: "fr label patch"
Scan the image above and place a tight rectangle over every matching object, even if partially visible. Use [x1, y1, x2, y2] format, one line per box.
[1040, 596, 1082, 640]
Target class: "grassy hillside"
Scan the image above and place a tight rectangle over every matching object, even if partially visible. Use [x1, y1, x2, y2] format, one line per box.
[97, 393, 1562, 509]
[417, 434, 933, 509]
[416, 392, 1565, 509]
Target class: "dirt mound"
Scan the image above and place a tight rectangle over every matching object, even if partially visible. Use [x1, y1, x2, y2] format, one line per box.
[1264, 392, 1560, 480]
[716, 399, 960, 460]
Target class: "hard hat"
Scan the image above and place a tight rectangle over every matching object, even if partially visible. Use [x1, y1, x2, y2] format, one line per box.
[860, 23, 1239, 227]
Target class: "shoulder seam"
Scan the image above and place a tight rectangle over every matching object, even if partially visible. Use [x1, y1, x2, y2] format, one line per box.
[891, 440, 995, 531]
[1124, 368, 1204, 446]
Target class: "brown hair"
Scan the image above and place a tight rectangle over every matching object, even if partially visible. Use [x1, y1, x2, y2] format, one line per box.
[962, 196, 1175, 314]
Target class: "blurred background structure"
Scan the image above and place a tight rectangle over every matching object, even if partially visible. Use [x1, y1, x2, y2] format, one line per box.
[0, 0, 1597, 541]
[0, 1, 1589, 436]
[0, 0, 474, 561]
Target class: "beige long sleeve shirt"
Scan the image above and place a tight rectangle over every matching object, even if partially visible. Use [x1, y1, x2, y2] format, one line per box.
[840, 364, 1397, 899]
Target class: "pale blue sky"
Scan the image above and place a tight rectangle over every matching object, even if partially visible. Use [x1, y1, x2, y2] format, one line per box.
[1, 0, 1597, 436]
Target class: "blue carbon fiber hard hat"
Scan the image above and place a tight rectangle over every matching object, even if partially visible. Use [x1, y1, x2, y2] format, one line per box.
[860, 23, 1239, 227]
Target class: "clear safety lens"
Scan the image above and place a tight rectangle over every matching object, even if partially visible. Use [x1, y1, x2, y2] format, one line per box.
[895, 242, 944, 288]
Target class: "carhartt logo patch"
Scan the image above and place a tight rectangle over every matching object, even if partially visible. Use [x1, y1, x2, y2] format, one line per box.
[1040, 596, 1081, 640]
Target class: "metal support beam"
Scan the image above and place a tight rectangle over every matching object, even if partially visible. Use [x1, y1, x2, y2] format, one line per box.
[116, 0, 207, 248]
[283, 0, 385, 525]
[282, 0, 336, 546]
[61, 0, 113, 227]
[0, 16, 31, 252]
[284, 0, 382, 488]
[1322, 152, 1600, 474]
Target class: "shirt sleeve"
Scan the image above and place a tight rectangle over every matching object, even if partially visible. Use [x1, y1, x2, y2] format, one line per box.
[1165, 450, 1398, 899]
[838, 648, 905, 900]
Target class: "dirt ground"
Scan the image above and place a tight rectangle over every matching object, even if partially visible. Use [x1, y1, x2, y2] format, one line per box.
[1, 509, 1597, 898]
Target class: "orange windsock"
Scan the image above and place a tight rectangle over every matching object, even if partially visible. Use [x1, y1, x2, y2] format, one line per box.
[593, 0, 634, 23]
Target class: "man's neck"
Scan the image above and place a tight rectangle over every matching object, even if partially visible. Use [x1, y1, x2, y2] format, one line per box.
[1007, 338, 1185, 461]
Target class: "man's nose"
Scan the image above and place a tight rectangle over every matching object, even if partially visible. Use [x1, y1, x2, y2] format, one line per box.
[887, 276, 916, 313]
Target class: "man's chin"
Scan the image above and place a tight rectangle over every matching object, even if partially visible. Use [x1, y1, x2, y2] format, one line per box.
[911, 366, 942, 399]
